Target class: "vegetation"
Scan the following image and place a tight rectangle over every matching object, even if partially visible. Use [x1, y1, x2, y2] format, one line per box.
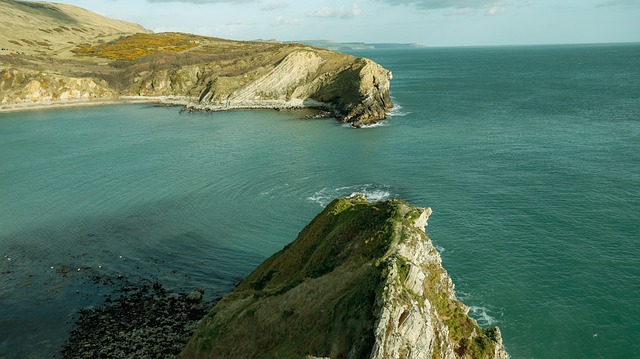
[422, 259, 500, 358]
[72, 33, 206, 61]
[181, 196, 399, 358]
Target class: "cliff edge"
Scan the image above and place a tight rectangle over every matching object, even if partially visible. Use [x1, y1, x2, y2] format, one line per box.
[0, 0, 392, 126]
[181, 195, 509, 358]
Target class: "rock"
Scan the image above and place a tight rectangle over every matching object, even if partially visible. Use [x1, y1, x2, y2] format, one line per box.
[186, 289, 204, 302]
[61, 280, 215, 359]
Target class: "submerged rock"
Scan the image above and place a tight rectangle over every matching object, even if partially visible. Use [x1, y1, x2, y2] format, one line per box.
[62, 281, 215, 359]
[181, 195, 509, 358]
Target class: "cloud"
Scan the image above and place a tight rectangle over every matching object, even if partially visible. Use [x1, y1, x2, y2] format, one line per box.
[380, 0, 510, 16]
[146, 0, 256, 4]
[271, 15, 301, 26]
[443, 7, 474, 16]
[485, 5, 506, 15]
[377, 0, 507, 10]
[597, 0, 640, 6]
[309, 3, 362, 18]
[261, 1, 288, 11]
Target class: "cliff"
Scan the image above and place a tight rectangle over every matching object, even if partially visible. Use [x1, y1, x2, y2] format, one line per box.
[0, 1, 392, 126]
[181, 195, 509, 358]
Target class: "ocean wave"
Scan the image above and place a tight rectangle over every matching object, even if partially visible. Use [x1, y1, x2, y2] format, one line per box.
[360, 121, 389, 129]
[341, 121, 389, 129]
[469, 305, 499, 326]
[307, 184, 395, 207]
[387, 103, 410, 117]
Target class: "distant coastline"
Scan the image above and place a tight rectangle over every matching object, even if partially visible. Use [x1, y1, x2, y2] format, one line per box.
[285, 40, 426, 51]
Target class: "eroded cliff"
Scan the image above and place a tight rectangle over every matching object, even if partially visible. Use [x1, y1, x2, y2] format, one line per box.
[181, 195, 508, 358]
[0, 0, 392, 125]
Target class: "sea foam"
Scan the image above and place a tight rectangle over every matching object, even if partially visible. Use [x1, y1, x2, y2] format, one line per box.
[469, 305, 499, 326]
[308, 184, 395, 207]
[387, 102, 409, 117]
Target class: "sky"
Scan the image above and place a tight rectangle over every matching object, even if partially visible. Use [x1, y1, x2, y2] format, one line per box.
[33, 0, 640, 46]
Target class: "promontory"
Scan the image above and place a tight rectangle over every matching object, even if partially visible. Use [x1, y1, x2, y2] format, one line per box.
[181, 195, 509, 358]
[0, 0, 392, 126]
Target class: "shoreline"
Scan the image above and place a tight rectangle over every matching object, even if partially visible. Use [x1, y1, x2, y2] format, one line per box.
[0, 96, 335, 117]
[0, 96, 188, 114]
[61, 278, 216, 358]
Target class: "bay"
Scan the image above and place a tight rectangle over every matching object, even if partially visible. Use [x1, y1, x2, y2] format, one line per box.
[1, 43, 639, 358]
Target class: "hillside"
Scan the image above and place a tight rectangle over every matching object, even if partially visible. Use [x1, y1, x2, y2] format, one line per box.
[0, 0, 147, 58]
[0, 0, 392, 126]
[181, 195, 509, 358]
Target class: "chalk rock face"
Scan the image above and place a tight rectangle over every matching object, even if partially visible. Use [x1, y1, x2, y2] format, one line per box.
[307, 57, 393, 126]
[0, 68, 114, 105]
[181, 50, 393, 126]
[180, 196, 509, 359]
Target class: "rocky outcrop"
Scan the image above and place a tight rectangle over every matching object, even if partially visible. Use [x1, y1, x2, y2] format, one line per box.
[184, 51, 392, 126]
[128, 48, 393, 126]
[0, 68, 115, 105]
[62, 280, 214, 359]
[181, 195, 508, 358]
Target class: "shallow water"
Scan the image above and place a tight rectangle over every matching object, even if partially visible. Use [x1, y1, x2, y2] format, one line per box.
[1, 43, 640, 358]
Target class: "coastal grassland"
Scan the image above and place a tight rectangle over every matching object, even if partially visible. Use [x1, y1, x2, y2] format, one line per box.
[60, 31, 353, 97]
[0, 0, 147, 59]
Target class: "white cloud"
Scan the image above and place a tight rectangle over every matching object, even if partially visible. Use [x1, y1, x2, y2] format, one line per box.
[485, 5, 506, 15]
[272, 15, 301, 26]
[597, 0, 640, 6]
[377, 0, 509, 11]
[261, 1, 288, 11]
[309, 4, 362, 19]
[443, 7, 474, 16]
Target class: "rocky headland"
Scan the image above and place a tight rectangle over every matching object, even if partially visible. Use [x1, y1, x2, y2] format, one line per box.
[181, 195, 509, 358]
[0, 0, 392, 126]
[60, 195, 509, 358]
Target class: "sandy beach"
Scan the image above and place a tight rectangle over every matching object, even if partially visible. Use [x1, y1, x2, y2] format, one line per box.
[0, 96, 192, 114]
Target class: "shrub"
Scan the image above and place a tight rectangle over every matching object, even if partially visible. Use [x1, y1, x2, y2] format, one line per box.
[72, 32, 204, 61]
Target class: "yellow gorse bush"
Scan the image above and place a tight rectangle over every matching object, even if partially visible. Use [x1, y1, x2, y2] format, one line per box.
[72, 33, 203, 61]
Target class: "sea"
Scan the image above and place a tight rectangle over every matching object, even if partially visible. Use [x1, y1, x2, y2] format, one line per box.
[1, 43, 639, 358]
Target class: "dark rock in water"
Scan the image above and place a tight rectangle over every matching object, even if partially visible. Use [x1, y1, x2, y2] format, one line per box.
[186, 288, 204, 303]
[61, 281, 216, 359]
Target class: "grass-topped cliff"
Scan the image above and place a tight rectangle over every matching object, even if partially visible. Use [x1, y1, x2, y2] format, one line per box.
[0, 0, 392, 126]
[181, 195, 508, 358]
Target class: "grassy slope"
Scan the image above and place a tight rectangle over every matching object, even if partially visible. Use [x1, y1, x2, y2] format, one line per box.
[0, 0, 352, 92]
[0, 0, 147, 59]
[181, 196, 394, 358]
[0, 5, 355, 102]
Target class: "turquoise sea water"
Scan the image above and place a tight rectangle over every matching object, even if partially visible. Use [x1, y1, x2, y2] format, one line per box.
[1, 43, 639, 358]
